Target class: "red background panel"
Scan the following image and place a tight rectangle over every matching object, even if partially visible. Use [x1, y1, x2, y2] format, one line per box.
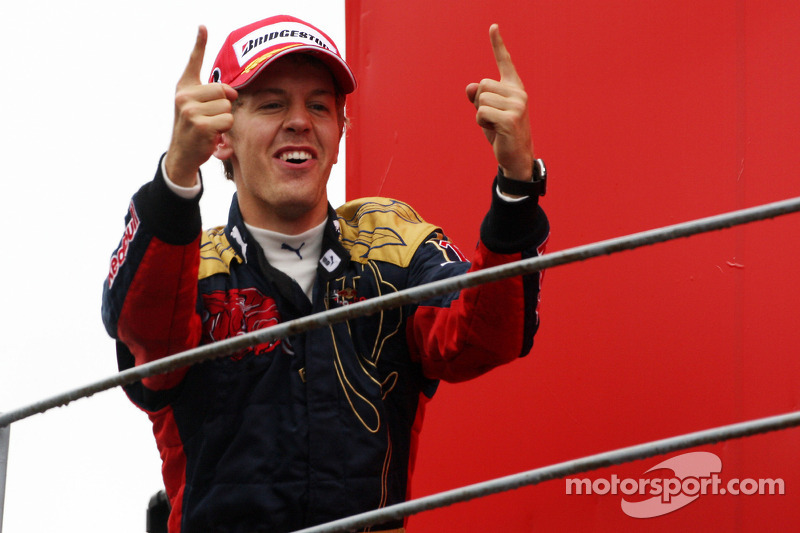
[346, 1, 800, 530]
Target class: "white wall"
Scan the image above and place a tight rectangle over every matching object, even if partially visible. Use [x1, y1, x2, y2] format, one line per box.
[0, 2, 345, 531]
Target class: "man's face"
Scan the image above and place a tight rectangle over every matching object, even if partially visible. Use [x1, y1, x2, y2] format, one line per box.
[217, 55, 344, 232]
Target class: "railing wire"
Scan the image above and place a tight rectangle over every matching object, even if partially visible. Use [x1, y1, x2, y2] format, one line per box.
[0, 418, 8, 533]
[292, 409, 800, 532]
[1, 196, 800, 428]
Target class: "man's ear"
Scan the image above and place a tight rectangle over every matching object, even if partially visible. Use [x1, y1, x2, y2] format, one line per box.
[213, 133, 234, 161]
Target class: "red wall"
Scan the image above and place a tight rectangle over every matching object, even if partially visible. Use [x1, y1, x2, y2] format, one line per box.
[345, 1, 800, 530]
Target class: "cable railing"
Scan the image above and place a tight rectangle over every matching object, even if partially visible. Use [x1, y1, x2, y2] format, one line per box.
[291, 409, 800, 532]
[3, 196, 800, 430]
[2, 194, 800, 532]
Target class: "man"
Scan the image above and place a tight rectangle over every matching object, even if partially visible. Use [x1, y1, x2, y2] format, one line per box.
[102, 14, 549, 533]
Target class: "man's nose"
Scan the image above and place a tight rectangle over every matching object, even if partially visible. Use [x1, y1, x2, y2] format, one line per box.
[284, 104, 312, 133]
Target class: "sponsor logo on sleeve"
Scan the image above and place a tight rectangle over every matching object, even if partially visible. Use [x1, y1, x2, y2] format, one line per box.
[107, 201, 140, 288]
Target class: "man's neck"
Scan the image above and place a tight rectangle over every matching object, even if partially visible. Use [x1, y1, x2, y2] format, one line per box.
[238, 199, 329, 235]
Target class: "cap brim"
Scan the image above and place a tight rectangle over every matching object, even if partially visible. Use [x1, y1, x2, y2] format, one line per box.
[229, 45, 357, 94]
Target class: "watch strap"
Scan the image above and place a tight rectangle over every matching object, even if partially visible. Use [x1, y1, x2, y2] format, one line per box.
[496, 159, 547, 197]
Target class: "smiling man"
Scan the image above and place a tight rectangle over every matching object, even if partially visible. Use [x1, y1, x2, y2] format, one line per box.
[212, 55, 343, 232]
[102, 14, 550, 533]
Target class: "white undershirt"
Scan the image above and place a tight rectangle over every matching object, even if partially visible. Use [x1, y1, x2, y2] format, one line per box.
[162, 162, 323, 300]
[244, 220, 326, 300]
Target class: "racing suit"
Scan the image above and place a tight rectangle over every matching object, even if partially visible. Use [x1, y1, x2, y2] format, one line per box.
[101, 158, 550, 532]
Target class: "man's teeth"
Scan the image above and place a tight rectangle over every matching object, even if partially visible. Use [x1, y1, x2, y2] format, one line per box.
[280, 151, 313, 162]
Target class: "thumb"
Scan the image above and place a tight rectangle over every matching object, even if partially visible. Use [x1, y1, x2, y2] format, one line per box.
[465, 82, 479, 108]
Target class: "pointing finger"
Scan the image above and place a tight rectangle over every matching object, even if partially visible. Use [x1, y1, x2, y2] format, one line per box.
[178, 25, 208, 88]
[490, 24, 523, 87]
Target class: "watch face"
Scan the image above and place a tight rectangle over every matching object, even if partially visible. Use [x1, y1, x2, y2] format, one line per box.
[533, 159, 547, 196]
[534, 158, 547, 180]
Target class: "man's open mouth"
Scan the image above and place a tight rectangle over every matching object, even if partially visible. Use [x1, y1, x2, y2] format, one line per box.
[279, 150, 314, 164]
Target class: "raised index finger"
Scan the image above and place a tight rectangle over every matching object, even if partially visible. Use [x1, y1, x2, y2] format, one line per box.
[490, 24, 523, 86]
[178, 25, 208, 88]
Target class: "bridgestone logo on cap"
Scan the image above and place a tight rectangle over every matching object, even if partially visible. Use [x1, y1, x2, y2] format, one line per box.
[233, 22, 337, 67]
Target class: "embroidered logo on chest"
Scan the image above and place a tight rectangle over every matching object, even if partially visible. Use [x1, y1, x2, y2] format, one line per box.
[331, 287, 364, 306]
[201, 288, 281, 360]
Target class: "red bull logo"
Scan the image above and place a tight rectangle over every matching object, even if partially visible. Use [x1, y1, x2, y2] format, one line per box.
[107, 201, 140, 288]
[202, 288, 281, 360]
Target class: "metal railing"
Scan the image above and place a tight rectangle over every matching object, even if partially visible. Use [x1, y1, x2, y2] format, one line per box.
[0, 419, 9, 533]
[3, 195, 800, 531]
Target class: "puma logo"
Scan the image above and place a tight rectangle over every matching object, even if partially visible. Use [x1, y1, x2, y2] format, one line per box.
[230, 226, 248, 262]
[281, 242, 305, 260]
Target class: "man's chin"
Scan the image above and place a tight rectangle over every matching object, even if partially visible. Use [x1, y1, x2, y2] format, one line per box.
[272, 195, 327, 222]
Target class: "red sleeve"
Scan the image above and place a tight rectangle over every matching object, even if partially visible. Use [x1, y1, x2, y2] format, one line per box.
[407, 239, 545, 383]
[102, 156, 204, 392]
[116, 236, 203, 390]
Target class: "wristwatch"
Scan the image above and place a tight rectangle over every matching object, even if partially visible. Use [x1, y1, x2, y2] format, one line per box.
[497, 158, 547, 197]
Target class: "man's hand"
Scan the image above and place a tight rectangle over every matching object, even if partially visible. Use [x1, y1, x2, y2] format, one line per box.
[165, 26, 238, 187]
[466, 24, 534, 182]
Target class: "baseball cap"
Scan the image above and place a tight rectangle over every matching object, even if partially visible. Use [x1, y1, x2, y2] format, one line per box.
[209, 15, 356, 94]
